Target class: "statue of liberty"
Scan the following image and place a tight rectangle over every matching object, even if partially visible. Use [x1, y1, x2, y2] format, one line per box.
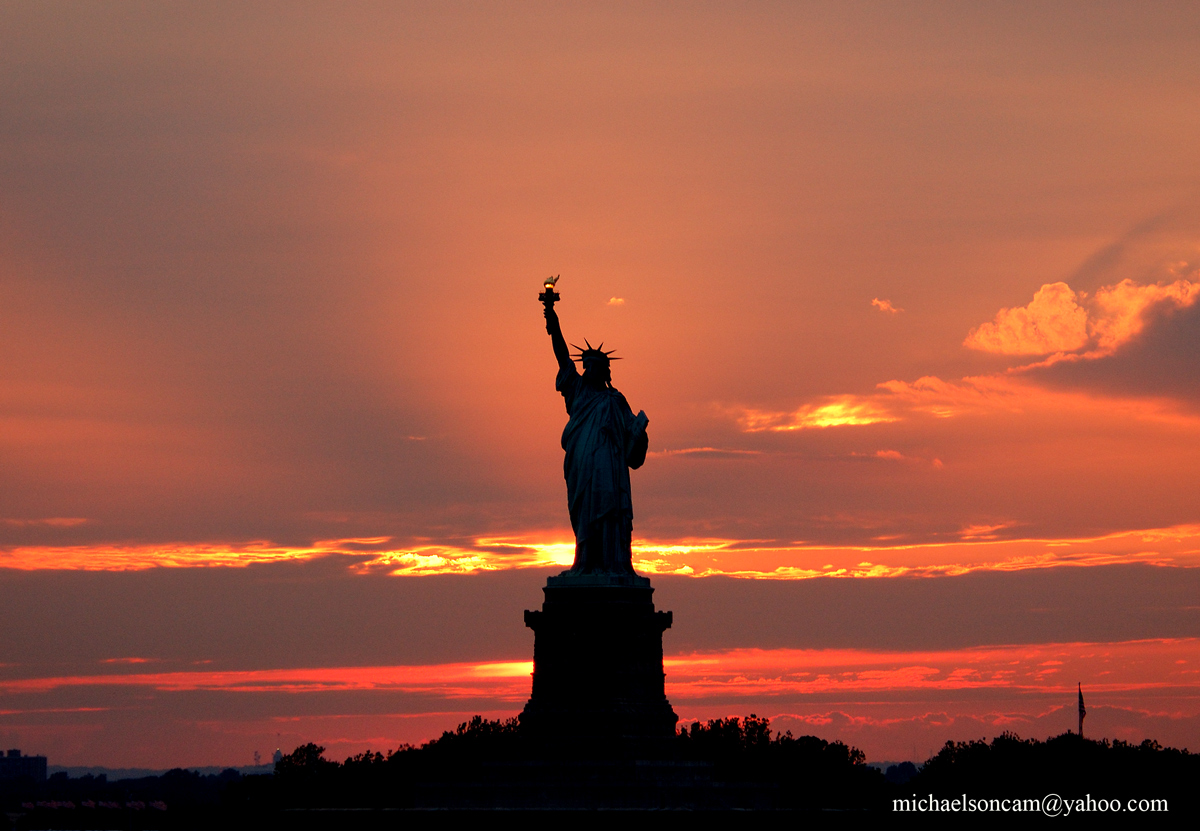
[540, 278, 648, 575]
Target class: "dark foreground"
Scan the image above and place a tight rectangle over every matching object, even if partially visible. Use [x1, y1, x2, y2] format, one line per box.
[2, 716, 1196, 826]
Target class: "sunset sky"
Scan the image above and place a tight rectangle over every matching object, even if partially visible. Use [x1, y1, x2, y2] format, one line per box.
[3, 2, 1200, 767]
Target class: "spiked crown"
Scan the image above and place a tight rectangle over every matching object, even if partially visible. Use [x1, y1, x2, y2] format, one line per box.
[570, 339, 620, 366]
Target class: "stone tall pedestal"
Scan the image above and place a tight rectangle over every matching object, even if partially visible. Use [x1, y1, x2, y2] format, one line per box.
[520, 573, 678, 757]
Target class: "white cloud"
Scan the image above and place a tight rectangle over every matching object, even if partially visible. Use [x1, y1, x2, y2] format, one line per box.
[964, 282, 1088, 355]
[965, 277, 1200, 357]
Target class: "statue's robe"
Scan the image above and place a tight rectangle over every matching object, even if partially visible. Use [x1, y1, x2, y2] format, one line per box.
[557, 363, 648, 574]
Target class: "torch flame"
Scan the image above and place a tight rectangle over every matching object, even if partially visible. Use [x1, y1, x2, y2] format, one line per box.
[544, 274, 560, 289]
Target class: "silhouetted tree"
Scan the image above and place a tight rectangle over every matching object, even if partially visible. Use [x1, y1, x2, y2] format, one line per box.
[675, 714, 883, 809]
[912, 731, 1198, 808]
[274, 743, 336, 780]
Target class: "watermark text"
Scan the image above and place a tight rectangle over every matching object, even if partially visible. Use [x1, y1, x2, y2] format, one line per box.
[893, 794, 1168, 816]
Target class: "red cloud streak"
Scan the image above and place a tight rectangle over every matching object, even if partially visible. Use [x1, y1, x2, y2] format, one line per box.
[2, 639, 1195, 766]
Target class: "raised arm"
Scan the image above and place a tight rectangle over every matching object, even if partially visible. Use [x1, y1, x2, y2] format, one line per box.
[544, 305, 574, 374]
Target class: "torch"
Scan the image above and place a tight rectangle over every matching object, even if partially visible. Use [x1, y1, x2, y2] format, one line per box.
[539, 274, 561, 307]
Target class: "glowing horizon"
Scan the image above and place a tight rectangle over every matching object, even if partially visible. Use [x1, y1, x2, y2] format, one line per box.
[6, 638, 1194, 701]
[3, 523, 1199, 579]
[3, 638, 1195, 766]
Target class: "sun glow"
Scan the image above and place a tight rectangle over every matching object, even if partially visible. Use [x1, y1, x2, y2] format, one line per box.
[3, 525, 1200, 577]
[739, 397, 899, 431]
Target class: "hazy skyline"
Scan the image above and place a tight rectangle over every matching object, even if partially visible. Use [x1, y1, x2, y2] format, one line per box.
[3, 2, 1199, 765]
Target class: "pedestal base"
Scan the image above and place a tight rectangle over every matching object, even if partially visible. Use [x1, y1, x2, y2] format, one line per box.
[520, 574, 678, 757]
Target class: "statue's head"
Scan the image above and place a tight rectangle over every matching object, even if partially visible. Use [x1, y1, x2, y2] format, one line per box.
[572, 340, 618, 388]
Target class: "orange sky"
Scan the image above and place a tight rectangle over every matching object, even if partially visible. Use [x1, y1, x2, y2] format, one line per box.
[3, 2, 1200, 767]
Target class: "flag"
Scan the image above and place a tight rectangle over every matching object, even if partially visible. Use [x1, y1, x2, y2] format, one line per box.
[1078, 682, 1086, 737]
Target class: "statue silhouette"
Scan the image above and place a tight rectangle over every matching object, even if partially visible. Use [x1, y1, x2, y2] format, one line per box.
[523, 281, 676, 753]
[543, 302, 648, 575]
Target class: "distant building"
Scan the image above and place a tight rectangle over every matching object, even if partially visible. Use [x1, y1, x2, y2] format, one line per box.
[0, 749, 47, 782]
[273, 749, 283, 764]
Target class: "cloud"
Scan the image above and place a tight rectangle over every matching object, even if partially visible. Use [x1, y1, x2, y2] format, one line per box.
[607, 297, 625, 305]
[1, 660, 535, 698]
[844, 449, 939, 467]
[0, 518, 87, 528]
[646, 447, 761, 459]
[738, 396, 900, 431]
[0, 536, 578, 574]
[730, 368, 1200, 447]
[100, 657, 153, 665]
[6, 561, 1200, 682]
[964, 282, 1089, 355]
[877, 450, 942, 468]
[965, 277, 1200, 357]
[872, 298, 902, 314]
[958, 522, 1016, 540]
[1028, 293, 1200, 400]
[1089, 278, 1200, 354]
